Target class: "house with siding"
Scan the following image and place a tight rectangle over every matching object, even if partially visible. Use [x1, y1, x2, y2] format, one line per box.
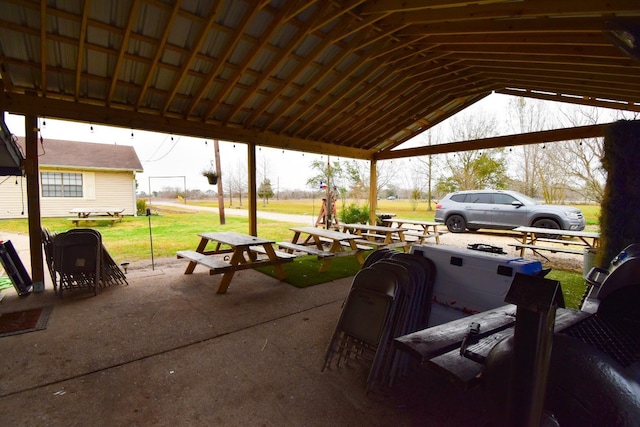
[0, 138, 143, 219]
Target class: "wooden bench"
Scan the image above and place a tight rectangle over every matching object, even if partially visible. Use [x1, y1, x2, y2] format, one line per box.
[535, 237, 587, 246]
[508, 243, 584, 255]
[277, 242, 334, 258]
[404, 230, 436, 238]
[176, 250, 234, 273]
[354, 238, 387, 248]
[249, 245, 297, 259]
[317, 237, 373, 251]
[67, 216, 121, 226]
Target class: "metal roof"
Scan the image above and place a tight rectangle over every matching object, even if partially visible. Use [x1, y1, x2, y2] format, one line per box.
[1, 1, 639, 160]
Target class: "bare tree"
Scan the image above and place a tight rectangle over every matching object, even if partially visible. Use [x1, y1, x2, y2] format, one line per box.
[505, 97, 548, 197]
[228, 160, 247, 207]
[413, 128, 441, 209]
[557, 105, 608, 203]
[436, 110, 507, 192]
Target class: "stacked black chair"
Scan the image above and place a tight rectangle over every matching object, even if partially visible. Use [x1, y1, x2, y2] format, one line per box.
[323, 251, 437, 391]
[53, 228, 102, 297]
[44, 228, 128, 297]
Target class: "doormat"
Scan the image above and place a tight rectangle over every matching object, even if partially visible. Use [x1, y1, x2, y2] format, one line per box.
[0, 306, 53, 338]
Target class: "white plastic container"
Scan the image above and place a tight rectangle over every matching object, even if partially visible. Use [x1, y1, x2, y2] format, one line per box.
[410, 244, 542, 326]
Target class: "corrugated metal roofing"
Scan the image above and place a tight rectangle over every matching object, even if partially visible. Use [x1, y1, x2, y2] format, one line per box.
[0, 1, 639, 160]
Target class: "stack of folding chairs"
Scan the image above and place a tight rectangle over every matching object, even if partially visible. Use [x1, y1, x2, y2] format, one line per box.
[42, 228, 128, 297]
[322, 249, 436, 392]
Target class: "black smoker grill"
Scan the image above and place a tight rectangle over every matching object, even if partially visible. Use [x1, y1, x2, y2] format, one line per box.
[484, 244, 640, 427]
[567, 244, 640, 370]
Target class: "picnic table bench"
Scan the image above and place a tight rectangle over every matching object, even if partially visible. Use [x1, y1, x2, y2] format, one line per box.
[68, 208, 125, 226]
[382, 218, 442, 244]
[284, 226, 368, 271]
[177, 231, 293, 294]
[394, 305, 591, 388]
[510, 226, 600, 259]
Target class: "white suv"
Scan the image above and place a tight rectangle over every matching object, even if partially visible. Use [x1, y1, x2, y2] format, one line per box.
[435, 190, 586, 233]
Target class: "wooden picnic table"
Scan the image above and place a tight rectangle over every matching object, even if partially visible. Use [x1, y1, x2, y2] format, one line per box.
[382, 218, 442, 244]
[340, 223, 409, 250]
[68, 207, 125, 226]
[280, 226, 368, 272]
[394, 305, 590, 387]
[511, 226, 600, 258]
[69, 207, 125, 218]
[177, 231, 294, 294]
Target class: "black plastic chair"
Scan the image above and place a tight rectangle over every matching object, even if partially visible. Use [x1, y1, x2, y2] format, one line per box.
[53, 229, 102, 297]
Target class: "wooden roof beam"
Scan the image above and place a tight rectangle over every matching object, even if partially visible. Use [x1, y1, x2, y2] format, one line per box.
[352, 79, 493, 148]
[134, 0, 182, 110]
[0, 91, 373, 160]
[381, 1, 640, 25]
[245, 13, 357, 129]
[220, 2, 335, 125]
[376, 123, 611, 160]
[496, 88, 640, 113]
[74, 0, 90, 102]
[40, 1, 46, 96]
[161, 2, 223, 116]
[301, 55, 464, 138]
[185, 5, 263, 118]
[106, 0, 141, 107]
[202, 1, 301, 119]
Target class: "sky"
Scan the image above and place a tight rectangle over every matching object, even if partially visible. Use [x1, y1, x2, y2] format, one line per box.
[3, 111, 333, 194]
[3, 92, 622, 194]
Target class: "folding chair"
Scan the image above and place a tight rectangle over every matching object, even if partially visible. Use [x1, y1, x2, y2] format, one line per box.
[53, 229, 102, 297]
[41, 228, 58, 294]
[322, 266, 399, 382]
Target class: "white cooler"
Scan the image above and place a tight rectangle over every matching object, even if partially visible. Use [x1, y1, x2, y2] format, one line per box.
[410, 244, 543, 326]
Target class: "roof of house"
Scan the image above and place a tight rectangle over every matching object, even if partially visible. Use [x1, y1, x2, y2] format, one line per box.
[16, 137, 143, 172]
[1, 1, 639, 160]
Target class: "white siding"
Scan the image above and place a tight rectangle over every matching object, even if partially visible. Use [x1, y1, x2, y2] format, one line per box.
[0, 168, 137, 219]
[0, 175, 29, 218]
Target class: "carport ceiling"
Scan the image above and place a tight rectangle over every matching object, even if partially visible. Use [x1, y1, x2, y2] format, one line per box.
[1, 0, 639, 160]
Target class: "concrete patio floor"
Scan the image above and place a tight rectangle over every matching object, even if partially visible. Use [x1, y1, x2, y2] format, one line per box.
[0, 232, 487, 426]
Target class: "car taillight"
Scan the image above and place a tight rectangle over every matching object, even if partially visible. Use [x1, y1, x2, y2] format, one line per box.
[436, 203, 442, 209]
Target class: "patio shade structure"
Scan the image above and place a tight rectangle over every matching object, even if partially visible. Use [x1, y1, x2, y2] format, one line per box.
[0, 0, 639, 285]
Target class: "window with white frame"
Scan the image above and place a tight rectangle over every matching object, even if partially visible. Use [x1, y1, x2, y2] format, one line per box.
[41, 172, 83, 197]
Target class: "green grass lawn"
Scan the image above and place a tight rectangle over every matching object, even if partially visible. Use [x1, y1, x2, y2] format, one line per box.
[0, 198, 591, 308]
[0, 209, 300, 262]
[190, 198, 600, 225]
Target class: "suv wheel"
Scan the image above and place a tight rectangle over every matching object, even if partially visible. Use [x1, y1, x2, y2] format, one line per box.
[532, 219, 560, 239]
[446, 214, 466, 233]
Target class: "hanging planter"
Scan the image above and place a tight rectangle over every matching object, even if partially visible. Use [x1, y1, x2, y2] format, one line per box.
[202, 169, 219, 185]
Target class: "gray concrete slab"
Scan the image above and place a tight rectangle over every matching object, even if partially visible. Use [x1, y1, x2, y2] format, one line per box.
[0, 232, 486, 426]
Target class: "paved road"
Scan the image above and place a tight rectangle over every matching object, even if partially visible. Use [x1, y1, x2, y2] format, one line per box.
[150, 200, 318, 225]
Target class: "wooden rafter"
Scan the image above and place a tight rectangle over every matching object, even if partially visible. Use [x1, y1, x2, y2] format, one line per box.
[250, 13, 360, 130]
[106, 0, 141, 107]
[135, 0, 182, 110]
[496, 88, 640, 113]
[221, 1, 334, 125]
[74, 0, 90, 102]
[376, 123, 611, 160]
[161, 1, 223, 115]
[40, 0, 46, 96]
[0, 0, 638, 157]
[185, 3, 263, 118]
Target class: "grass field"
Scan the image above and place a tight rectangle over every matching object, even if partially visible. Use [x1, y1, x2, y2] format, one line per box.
[0, 198, 593, 308]
[189, 198, 601, 225]
[0, 198, 600, 261]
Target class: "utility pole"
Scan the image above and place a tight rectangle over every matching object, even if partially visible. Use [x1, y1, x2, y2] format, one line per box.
[214, 139, 225, 225]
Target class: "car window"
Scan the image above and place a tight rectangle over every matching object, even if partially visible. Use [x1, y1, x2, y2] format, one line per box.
[494, 193, 517, 205]
[451, 194, 467, 202]
[468, 193, 492, 203]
